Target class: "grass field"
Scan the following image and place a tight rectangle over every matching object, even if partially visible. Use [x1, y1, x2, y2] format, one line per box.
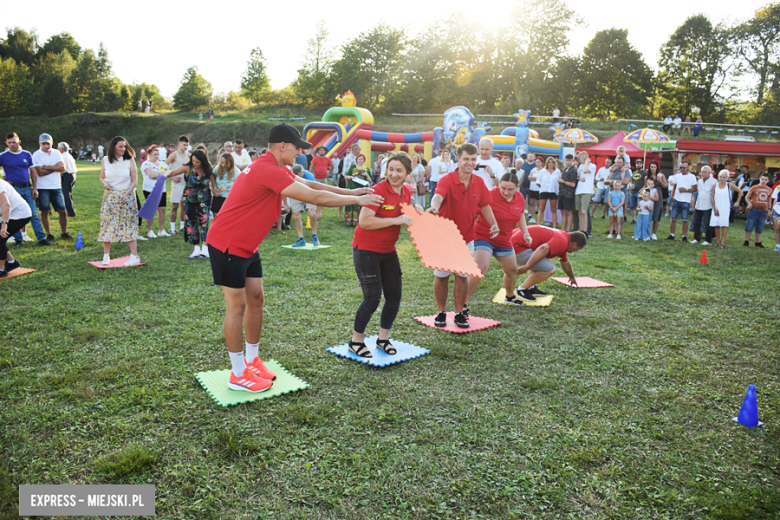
[1, 163, 779, 520]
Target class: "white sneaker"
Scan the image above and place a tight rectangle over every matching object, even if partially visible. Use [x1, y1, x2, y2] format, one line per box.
[137, 235, 148, 241]
[147, 230, 157, 238]
[200, 244, 210, 258]
[702, 241, 711, 246]
[690, 239, 698, 244]
[21, 232, 34, 242]
[607, 234, 614, 239]
[651, 234, 658, 240]
[157, 230, 170, 237]
[123, 255, 141, 266]
[528, 218, 537, 224]
[644, 238, 650, 241]
[634, 237, 639, 240]
[187, 246, 201, 259]
[101, 254, 110, 266]
[180, 222, 185, 231]
[616, 234, 621, 240]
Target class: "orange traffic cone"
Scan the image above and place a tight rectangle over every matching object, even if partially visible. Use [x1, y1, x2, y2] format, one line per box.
[700, 250, 708, 265]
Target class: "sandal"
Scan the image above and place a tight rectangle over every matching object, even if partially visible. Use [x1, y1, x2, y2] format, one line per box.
[348, 340, 372, 358]
[376, 339, 397, 355]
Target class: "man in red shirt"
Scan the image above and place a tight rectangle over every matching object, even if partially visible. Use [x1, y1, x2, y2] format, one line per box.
[428, 143, 499, 329]
[207, 124, 382, 393]
[310, 146, 334, 221]
[511, 225, 587, 302]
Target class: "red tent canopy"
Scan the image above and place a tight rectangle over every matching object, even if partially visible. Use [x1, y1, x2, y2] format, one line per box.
[577, 131, 662, 168]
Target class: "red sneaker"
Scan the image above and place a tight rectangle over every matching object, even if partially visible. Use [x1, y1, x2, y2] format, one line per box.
[245, 358, 277, 380]
[228, 369, 272, 393]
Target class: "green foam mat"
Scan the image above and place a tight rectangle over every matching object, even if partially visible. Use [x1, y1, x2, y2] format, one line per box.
[195, 359, 309, 407]
[280, 243, 332, 250]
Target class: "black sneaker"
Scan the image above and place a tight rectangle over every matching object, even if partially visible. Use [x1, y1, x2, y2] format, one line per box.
[461, 306, 470, 319]
[528, 286, 548, 297]
[601, 215, 606, 219]
[0, 270, 6, 279]
[38, 240, 52, 247]
[681, 236, 688, 243]
[504, 295, 524, 306]
[434, 311, 447, 327]
[5, 260, 20, 272]
[756, 242, 765, 248]
[515, 288, 537, 302]
[666, 235, 675, 240]
[61, 232, 73, 240]
[454, 312, 469, 329]
[630, 219, 637, 225]
[46, 234, 55, 241]
[743, 240, 750, 247]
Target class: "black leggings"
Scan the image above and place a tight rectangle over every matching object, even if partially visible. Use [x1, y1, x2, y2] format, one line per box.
[1, 217, 30, 262]
[352, 248, 403, 334]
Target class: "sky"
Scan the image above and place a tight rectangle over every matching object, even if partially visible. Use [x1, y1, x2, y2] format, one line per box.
[0, 0, 768, 99]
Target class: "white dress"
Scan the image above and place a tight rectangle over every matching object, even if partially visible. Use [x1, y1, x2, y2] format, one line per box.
[709, 184, 732, 227]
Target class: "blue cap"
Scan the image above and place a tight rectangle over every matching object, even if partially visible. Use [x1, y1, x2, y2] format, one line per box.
[39, 133, 53, 143]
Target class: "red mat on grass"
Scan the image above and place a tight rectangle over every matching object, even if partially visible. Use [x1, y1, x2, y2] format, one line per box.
[400, 204, 482, 278]
[88, 256, 146, 269]
[415, 313, 501, 333]
[551, 276, 614, 288]
[0, 267, 35, 280]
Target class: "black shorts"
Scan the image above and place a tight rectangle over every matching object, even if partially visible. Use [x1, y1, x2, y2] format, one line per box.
[211, 196, 225, 214]
[143, 190, 167, 208]
[539, 192, 558, 200]
[208, 245, 263, 289]
[559, 196, 575, 211]
[528, 190, 540, 200]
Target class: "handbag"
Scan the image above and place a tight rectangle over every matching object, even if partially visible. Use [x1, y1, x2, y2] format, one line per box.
[416, 180, 427, 195]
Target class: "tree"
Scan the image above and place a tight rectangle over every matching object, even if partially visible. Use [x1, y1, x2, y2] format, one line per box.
[295, 21, 336, 108]
[240, 48, 270, 104]
[0, 27, 39, 66]
[0, 57, 33, 117]
[735, 3, 780, 104]
[32, 51, 77, 116]
[173, 66, 213, 111]
[577, 29, 653, 119]
[38, 32, 81, 61]
[656, 15, 733, 118]
[331, 23, 406, 111]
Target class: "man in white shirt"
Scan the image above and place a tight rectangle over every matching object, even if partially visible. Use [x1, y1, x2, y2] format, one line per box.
[663, 115, 673, 133]
[232, 139, 251, 170]
[32, 133, 71, 240]
[158, 143, 167, 161]
[474, 138, 504, 190]
[672, 116, 682, 135]
[573, 152, 594, 236]
[427, 148, 453, 200]
[341, 144, 361, 179]
[57, 142, 78, 217]
[552, 107, 560, 123]
[591, 157, 612, 220]
[165, 135, 190, 233]
[690, 165, 717, 245]
[98, 144, 104, 160]
[667, 161, 697, 241]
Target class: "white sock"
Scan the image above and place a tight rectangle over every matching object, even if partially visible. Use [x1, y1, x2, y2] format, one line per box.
[170, 222, 175, 231]
[245, 342, 259, 363]
[229, 351, 246, 377]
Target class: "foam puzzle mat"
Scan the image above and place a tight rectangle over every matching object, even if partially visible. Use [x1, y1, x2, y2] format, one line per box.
[195, 360, 309, 407]
[551, 276, 614, 288]
[0, 267, 36, 281]
[400, 203, 482, 278]
[88, 256, 147, 269]
[327, 335, 431, 367]
[280, 244, 331, 250]
[414, 312, 501, 333]
[493, 288, 554, 307]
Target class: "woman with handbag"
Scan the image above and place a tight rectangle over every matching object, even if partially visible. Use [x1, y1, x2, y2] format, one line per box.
[407, 153, 426, 208]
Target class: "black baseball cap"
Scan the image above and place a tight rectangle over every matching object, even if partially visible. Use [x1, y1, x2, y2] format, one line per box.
[268, 123, 311, 149]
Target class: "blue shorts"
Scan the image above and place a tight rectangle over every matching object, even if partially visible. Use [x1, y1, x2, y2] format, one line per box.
[670, 200, 690, 222]
[37, 188, 66, 212]
[629, 192, 639, 210]
[744, 209, 768, 234]
[773, 210, 780, 220]
[592, 188, 608, 203]
[474, 239, 514, 257]
[608, 207, 624, 218]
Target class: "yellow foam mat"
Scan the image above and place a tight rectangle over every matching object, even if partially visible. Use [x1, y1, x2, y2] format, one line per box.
[492, 288, 553, 307]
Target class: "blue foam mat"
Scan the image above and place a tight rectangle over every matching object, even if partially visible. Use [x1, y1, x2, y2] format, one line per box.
[327, 335, 430, 367]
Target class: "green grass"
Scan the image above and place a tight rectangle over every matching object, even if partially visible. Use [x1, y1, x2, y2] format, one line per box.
[1, 164, 779, 519]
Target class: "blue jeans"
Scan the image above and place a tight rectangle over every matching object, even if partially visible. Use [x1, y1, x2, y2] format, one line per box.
[12, 186, 45, 242]
[745, 209, 768, 234]
[670, 200, 690, 222]
[429, 181, 438, 201]
[634, 213, 652, 239]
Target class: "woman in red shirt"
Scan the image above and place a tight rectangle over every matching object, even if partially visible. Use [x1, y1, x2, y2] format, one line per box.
[349, 152, 424, 357]
[466, 171, 532, 306]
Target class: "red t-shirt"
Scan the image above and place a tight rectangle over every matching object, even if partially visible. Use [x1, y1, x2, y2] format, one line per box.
[207, 153, 296, 258]
[475, 188, 525, 248]
[352, 180, 411, 254]
[511, 225, 570, 262]
[311, 155, 332, 180]
[436, 169, 490, 243]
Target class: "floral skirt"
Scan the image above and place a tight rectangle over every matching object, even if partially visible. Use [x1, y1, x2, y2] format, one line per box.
[97, 189, 139, 243]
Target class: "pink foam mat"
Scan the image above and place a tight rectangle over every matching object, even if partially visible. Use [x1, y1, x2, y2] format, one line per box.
[551, 276, 613, 288]
[0, 267, 36, 280]
[88, 256, 146, 269]
[414, 313, 501, 333]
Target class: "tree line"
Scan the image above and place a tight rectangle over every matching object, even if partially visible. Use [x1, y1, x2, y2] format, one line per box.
[2, 0, 778, 124]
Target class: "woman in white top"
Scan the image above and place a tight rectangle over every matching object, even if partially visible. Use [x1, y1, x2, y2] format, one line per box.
[527, 156, 544, 222]
[212, 153, 239, 216]
[140, 145, 170, 238]
[98, 136, 141, 266]
[536, 156, 561, 229]
[408, 153, 426, 208]
[710, 169, 743, 249]
[0, 178, 33, 277]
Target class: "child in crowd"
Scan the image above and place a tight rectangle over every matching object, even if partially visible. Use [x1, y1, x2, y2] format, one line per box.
[743, 172, 773, 248]
[633, 189, 654, 241]
[607, 180, 625, 239]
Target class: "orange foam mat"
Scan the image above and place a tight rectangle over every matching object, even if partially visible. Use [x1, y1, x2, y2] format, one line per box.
[415, 313, 501, 333]
[0, 267, 36, 281]
[551, 276, 614, 288]
[88, 256, 147, 269]
[400, 204, 483, 278]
